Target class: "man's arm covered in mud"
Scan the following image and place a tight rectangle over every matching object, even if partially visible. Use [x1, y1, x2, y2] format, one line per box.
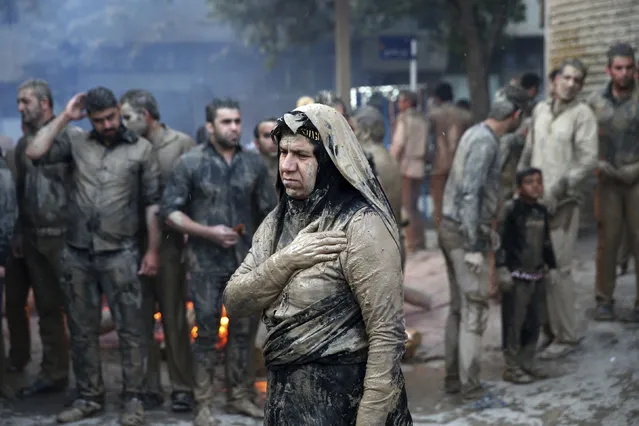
[224, 220, 347, 317]
[564, 107, 598, 192]
[0, 166, 16, 268]
[343, 211, 405, 426]
[25, 93, 84, 162]
[517, 118, 534, 171]
[458, 139, 498, 251]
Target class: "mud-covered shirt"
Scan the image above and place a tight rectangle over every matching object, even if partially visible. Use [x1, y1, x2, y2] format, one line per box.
[442, 123, 500, 252]
[0, 157, 16, 265]
[35, 126, 160, 253]
[496, 198, 556, 276]
[14, 118, 72, 234]
[588, 83, 639, 167]
[160, 143, 276, 275]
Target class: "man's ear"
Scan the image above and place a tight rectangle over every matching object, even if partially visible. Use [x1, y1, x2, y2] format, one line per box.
[205, 122, 214, 135]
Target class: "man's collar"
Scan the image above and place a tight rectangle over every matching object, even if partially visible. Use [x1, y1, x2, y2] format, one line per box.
[90, 124, 138, 145]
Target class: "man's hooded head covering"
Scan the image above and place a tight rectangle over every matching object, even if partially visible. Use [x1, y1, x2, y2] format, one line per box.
[271, 103, 400, 251]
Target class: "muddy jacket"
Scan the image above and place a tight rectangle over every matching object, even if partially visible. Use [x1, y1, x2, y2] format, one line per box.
[500, 117, 531, 201]
[0, 157, 16, 265]
[442, 123, 501, 252]
[148, 124, 195, 191]
[360, 140, 402, 224]
[224, 104, 406, 425]
[496, 198, 557, 277]
[14, 120, 72, 236]
[391, 108, 429, 179]
[587, 82, 639, 167]
[428, 102, 473, 176]
[260, 152, 279, 185]
[518, 99, 598, 205]
[36, 126, 160, 253]
[159, 144, 276, 276]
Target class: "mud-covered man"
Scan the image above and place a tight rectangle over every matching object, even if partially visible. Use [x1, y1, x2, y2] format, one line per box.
[588, 43, 639, 322]
[160, 98, 275, 426]
[518, 59, 598, 359]
[5, 79, 71, 397]
[26, 87, 161, 426]
[120, 89, 196, 412]
[440, 85, 529, 401]
[252, 117, 278, 183]
[390, 90, 429, 253]
[427, 82, 473, 228]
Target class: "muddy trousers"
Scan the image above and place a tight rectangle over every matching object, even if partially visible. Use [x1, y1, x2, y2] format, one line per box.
[501, 279, 542, 370]
[547, 204, 580, 344]
[265, 363, 412, 426]
[401, 176, 425, 252]
[4, 233, 69, 381]
[439, 220, 490, 392]
[430, 174, 447, 228]
[141, 233, 194, 396]
[4, 253, 31, 369]
[60, 244, 147, 402]
[595, 180, 639, 307]
[190, 272, 259, 407]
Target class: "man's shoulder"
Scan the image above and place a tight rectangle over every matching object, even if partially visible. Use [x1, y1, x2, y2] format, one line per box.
[240, 149, 267, 166]
[165, 127, 195, 147]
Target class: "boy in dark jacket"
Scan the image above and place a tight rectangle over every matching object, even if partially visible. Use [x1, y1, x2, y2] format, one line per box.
[496, 167, 557, 384]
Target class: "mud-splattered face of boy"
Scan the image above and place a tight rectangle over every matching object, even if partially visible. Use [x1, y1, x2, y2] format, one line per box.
[519, 171, 543, 201]
[278, 133, 318, 200]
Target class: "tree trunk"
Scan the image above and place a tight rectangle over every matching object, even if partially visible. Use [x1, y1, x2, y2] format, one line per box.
[464, 39, 491, 121]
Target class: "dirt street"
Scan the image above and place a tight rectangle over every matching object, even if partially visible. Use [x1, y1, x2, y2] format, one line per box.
[1, 232, 638, 425]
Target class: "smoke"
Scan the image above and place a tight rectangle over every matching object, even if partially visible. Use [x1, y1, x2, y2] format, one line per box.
[0, 0, 311, 144]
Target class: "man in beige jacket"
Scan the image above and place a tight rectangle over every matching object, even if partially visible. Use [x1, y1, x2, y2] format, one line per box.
[518, 58, 598, 360]
[390, 90, 429, 253]
[428, 83, 473, 228]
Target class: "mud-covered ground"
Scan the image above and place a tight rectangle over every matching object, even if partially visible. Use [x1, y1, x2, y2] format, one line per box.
[1, 232, 638, 425]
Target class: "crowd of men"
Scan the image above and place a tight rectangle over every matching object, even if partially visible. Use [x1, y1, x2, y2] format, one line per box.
[389, 42, 639, 401]
[0, 82, 280, 426]
[0, 40, 638, 424]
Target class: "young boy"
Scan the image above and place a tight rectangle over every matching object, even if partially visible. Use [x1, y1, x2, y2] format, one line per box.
[496, 167, 557, 384]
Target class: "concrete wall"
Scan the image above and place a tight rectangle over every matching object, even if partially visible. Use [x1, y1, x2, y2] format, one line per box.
[546, 0, 639, 96]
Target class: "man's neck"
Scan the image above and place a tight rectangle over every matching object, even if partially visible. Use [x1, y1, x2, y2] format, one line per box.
[483, 118, 507, 138]
[210, 139, 237, 164]
[146, 121, 163, 141]
[27, 112, 54, 135]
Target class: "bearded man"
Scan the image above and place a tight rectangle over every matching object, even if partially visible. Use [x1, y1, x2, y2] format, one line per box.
[160, 98, 276, 425]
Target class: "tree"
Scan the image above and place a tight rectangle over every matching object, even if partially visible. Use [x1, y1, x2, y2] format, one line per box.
[207, 0, 525, 119]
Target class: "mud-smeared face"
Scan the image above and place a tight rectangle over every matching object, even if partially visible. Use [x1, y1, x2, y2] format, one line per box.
[556, 65, 584, 102]
[607, 56, 635, 91]
[120, 102, 148, 136]
[279, 134, 318, 200]
[254, 121, 277, 156]
[520, 171, 543, 201]
[17, 89, 44, 128]
[207, 107, 241, 149]
[89, 107, 121, 142]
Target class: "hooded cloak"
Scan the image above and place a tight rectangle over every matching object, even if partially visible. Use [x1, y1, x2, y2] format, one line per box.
[272, 103, 400, 252]
[224, 104, 411, 425]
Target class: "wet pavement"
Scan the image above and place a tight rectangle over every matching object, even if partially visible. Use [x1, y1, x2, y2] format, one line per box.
[2, 232, 639, 425]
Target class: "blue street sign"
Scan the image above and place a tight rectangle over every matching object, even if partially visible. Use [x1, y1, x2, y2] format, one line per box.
[378, 35, 414, 60]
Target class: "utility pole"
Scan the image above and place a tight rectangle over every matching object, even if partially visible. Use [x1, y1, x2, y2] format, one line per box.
[335, 0, 351, 107]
